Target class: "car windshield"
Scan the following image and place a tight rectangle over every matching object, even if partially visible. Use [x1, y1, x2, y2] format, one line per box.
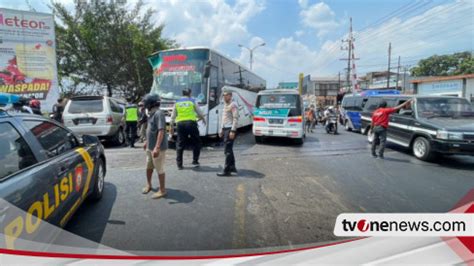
[416, 98, 474, 119]
[68, 99, 104, 113]
[149, 50, 209, 104]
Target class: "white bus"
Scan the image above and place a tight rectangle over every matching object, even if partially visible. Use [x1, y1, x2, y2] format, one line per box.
[148, 47, 266, 136]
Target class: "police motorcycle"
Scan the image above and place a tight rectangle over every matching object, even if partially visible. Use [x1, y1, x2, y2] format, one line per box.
[324, 106, 338, 135]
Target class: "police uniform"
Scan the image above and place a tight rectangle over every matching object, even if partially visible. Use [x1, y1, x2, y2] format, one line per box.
[170, 97, 205, 168]
[125, 103, 139, 147]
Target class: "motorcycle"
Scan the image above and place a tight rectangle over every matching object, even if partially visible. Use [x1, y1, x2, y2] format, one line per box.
[325, 115, 338, 134]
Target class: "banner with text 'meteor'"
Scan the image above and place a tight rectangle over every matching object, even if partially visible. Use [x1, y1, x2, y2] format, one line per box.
[0, 8, 59, 111]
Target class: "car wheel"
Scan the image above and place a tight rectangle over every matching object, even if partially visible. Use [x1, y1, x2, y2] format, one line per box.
[255, 136, 263, 144]
[412, 137, 434, 161]
[345, 120, 352, 132]
[112, 128, 125, 146]
[367, 129, 374, 143]
[90, 158, 105, 201]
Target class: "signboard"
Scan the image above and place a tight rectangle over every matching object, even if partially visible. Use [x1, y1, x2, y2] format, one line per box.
[418, 80, 463, 95]
[254, 108, 290, 118]
[0, 8, 59, 111]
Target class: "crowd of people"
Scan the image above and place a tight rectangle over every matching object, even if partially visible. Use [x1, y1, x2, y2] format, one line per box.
[126, 89, 239, 199]
[304, 105, 339, 133]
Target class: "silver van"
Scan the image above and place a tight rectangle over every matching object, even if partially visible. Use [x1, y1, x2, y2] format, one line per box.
[63, 96, 126, 145]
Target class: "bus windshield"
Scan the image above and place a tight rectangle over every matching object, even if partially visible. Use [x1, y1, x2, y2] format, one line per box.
[149, 49, 209, 104]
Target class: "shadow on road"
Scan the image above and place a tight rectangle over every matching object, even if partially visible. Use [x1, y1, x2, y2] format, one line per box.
[385, 143, 474, 170]
[237, 169, 266, 178]
[193, 166, 265, 179]
[165, 188, 195, 205]
[380, 157, 412, 163]
[65, 182, 117, 243]
[255, 137, 305, 147]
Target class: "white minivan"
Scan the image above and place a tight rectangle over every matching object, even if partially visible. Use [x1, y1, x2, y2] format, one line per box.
[252, 89, 305, 144]
[63, 96, 127, 145]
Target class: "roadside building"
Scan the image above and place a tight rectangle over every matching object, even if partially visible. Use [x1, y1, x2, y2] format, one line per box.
[358, 71, 411, 92]
[411, 74, 474, 102]
[303, 75, 340, 107]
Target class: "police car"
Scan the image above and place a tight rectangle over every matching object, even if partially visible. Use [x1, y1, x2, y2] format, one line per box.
[0, 93, 106, 249]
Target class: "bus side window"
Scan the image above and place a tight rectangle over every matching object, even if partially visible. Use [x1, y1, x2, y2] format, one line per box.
[209, 66, 219, 109]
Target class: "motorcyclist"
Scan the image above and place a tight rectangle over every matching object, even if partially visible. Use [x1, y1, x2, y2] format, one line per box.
[324, 106, 336, 132]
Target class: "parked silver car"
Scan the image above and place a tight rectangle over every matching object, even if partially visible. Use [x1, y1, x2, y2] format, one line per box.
[63, 96, 126, 145]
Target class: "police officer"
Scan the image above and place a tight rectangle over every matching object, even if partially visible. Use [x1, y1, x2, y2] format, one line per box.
[169, 88, 206, 170]
[125, 99, 139, 148]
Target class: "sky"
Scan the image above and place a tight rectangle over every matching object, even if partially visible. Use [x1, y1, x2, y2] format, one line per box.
[1, 0, 473, 87]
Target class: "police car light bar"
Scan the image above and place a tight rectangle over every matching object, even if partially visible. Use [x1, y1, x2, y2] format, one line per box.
[0, 92, 22, 106]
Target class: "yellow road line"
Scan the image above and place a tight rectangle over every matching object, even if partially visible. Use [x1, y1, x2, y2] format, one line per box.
[232, 183, 246, 249]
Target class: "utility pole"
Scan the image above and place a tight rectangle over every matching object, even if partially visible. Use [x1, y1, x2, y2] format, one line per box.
[395, 56, 401, 91]
[402, 66, 408, 94]
[233, 67, 245, 88]
[338, 72, 341, 90]
[340, 17, 358, 94]
[386, 42, 391, 90]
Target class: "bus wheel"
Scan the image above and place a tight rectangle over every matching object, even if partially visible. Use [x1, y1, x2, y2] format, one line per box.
[345, 120, 352, 132]
[255, 136, 263, 144]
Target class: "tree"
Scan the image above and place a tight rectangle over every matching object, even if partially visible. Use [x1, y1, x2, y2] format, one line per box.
[53, 0, 176, 100]
[411, 51, 473, 77]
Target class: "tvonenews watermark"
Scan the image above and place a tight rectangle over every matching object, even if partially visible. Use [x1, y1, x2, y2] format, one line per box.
[334, 213, 474, 237]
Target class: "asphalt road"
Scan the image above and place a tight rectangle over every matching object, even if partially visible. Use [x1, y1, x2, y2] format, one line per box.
[64, 125, 474, 252]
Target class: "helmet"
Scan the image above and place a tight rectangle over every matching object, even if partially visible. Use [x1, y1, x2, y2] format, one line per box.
[327, 106, 334, 111]
[182, 88, 192, 96]
[142, 94, 160, 109]
[379, 101, 387, 108]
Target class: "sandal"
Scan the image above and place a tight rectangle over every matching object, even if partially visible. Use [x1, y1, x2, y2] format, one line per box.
[151, 191, 167, 199]
[142, 186, 152, 194]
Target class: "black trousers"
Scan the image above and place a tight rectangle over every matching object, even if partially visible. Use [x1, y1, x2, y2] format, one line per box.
[223, 128, 236, 172]
[176, 121, 201, 166]
[371, 126, 387, 156]
[125, 121, 137, 146]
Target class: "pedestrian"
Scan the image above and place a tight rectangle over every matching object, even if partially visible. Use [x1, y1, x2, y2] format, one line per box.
[29, 96, 41, 115]
[370, 99, 413, 159]
[138, 101, 147, 143]
[125, 98, 139, 148]
[169, 88, 206, 170]
[216, 90, 239, 177]
[142, 94, 168, 199]
[305, 105, 316, 133]
[52, 98, 64, 123]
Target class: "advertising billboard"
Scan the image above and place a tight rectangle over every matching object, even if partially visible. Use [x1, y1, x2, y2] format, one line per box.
[0, 8, 58, 112]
